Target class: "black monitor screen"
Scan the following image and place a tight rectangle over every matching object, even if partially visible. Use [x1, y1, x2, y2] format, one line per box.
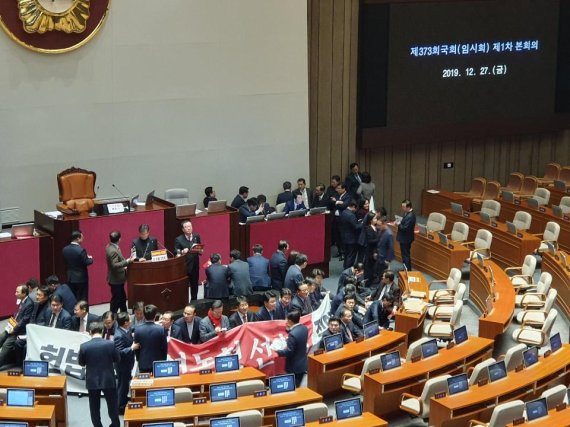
[488, 360, 507, 382]
[215, 355, 239, 373]
[323, 333, 344, 352]
[269, 374, 296, 394]
[447, 374, 469, 395]
[526, 398, 548, 421]
[210, 417, 240, 427]
[380, 351, 401, 371]
[209, 382, 238, 402]
[335, 397, 362, 420]
[23, 360, 48, 377]
[453, 325, 468, 345]
[146, 388, 175, 408]
[550, 332, 562, 352]
[523, 347, 539, 368]
[152, 360, 180, 378]
[6, 389, 34, 408]
[421, 339, 439, 359]
[363, 321, 379, 338]
[275, 408, 305, 427]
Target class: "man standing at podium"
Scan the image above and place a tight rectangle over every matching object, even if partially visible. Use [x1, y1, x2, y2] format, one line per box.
[131, 224, 158, 261]
[175, 220, 203, 301]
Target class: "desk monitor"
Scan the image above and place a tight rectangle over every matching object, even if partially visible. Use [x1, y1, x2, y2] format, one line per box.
[487, 360, 507, 383]
[11, 224, 34, 239]
[554, 180, 566, 190]
[506, 221, 517, 234]
[550, 332, 562, 353]
[474, 252, 485, 267]
[309, 207, 327, 215]
[453, 325, 468, 345]
[0, 423, 29, 427]
[479, 211, 491, 224]
[525, 397, 548, 421]
[207, 200, 227, 213]
[6, 389, 35, 407]
[437, 232, 448, 246]
[380, 351, 401, 371]
[146, 388, 175, 408]
[153, 360, 180, 378]
[288, 209, 307, 218]
[142, 424, 174, 427]
[450, 202, 463, 215]
[323, 333, 344, 352]
[523, 346, 539, 368]
[560, 251, 568, 268]
[421, 339, 439, 359]
[552, 205, 563, 218]
[209, 382, 238, 402]
[502, 191, 514, 202]
[210, 417, 240, 427]
[245, 215, 265, 224]
[215, 354, 239, 373]
[334, 397, 362, 420]
[447, 373, 469, 396]
[545, 241, 556, 254]
[269, 374, 296, 394]
[267, 212, 286, 221]
[275, 408, 305, 427]
[418, 224, 428, 236]
[176, 203, 196, 217]
[23, 360, 48, 377]
[363, 320, 379, 338]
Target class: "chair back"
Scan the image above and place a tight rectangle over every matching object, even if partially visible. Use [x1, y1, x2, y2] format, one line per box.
[474, 229, 493, 255]
[419, 375, 451, 418]
[559, 166, 570, 185]
[450, 300, 463, 325]
[536, 272, 552, 295]
[174, 387, 194, 403]
[468, 358, 496, 385]
[481, 200, 501, 218]
[236, 380, 265, 397]
[504, 343, 526, 371]
[227, 410, 263, 427]
[544, 221, 561, 242]
[164, 188, 190, 206]
[468, 177, 486, 197]
[275, 202, 286, 213]
[427, 212, 446, 232]
[503, 172, 524, 192]
[448, 268, 462, 288]
[454, 283, 467, 301]
[543, 289, 557, 312]
[560, 196, 570, 214]
[298, 403, 329, 423]
[542, 162, 561, 181]
[360, 354, 383, 380]
[513, 211, 532, 231]
[540, 384, 567, 409]
[519, 176, 538, 197]
[521, 254, 537, 277]
[541, 309, 558, 338]
[481, 181, 501, 200]
[451, 222, 469, 242]
[57, 167, 97, 213]
[406, 337, 432, 361]
[532, 188, 550, 206]
[488, 400, 525, 427]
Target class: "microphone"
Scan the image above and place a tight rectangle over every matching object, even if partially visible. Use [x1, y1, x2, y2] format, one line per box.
[141, 240, 150, 260]
[95, 185, 100, 197]
[156, 240, 175, 258]
[112, 183, 128, 200]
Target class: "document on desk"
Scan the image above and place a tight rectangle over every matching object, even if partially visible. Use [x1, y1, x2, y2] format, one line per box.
[426, 189, 440, 194]
[403, 299, 427, 314]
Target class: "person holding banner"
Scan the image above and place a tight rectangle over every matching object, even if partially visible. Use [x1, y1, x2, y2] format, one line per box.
[0, 285, 33, 367]
[275, 310, 308, 387]
[199, 300, 230, 342]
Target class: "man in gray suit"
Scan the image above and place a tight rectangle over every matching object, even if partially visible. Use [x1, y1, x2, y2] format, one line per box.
[199, 300, 230, 342]
[227, 250, 253, 296]
[105, 231, 134, 314]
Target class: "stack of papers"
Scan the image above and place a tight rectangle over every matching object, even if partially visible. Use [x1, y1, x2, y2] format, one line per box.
[404, 299, 427, 314]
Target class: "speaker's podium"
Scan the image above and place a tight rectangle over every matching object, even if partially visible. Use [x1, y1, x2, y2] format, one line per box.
[127, 254, 188, 313]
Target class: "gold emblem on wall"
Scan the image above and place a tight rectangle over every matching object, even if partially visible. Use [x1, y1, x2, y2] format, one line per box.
[18, 0, 90, 34]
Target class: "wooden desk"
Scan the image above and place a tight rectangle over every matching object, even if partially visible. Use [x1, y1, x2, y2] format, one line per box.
[548, 187, 569, 208]
[506, 406, 570, 426]
[541, 251, 570, 322]
[470, 260, 515, 341]
[307, 331, 407, 396]
[497, 198, 570, 253]
[421, 189, 472, 217]
[0, 374, 67, 427]
[442, 209, 540, 268]
[390, 224, 469, 280]
[306, 412, 388, 427]
[124, 387, 322, 427]
[395, 271, 428, 343]
[130, 367, 266, 401]
[0, 404, 55, 427]
[363, 336, 493, 417]
[429, 345, 570, 427]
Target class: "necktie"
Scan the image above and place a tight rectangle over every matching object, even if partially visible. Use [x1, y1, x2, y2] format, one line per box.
[356, 174, 362, 183]
[49, 314, 56, 327]
[105, 330, 111, 340]
[270, 311, 274, 320]
[346, 325, 353, 341]
[79, 319, 85, 332]
[242, 315, 247, 324]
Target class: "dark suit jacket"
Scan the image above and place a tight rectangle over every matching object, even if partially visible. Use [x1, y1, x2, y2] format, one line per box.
[276, 191, 294, 206]
[284, 200, 307, 214]
[166, 323, 182, 339]
[13, 296, 34, 335]
[53, 284, 77, 315]
[62, 243, 92, 283]
[174, 233, 201, 276]
[335, 305, 363, 329]
[370, 281, 402, 304]
[274, 301, 289, 320]
[270, 250, 288, 290]
[114, 326, 135, 372]
[255, 306, 276, 321]
[71, 313, 101, 332]
[283, 265, 303, 291]
[238, 204, 257, 223]
[312, 194, 328, 208]
[377, 228, 395, 263]
[173, 317, 201, 344]
[42, 308, 72, 330]
[231, 195, 246, 209]
[339, 209, 362, 245]
[203, 196, 217, 208]
[277, 324, 308, 375]
[205, 263, 230, 298]
[106, 243, 129, 285]
[363, 300, 392, 328]
[333, 192, 352, 215]
[318, 328, 350, 349]
[345, 173, 363, 199]
[340, 320, 363, 343]
[228, 260, 253, 296]
[300, 188, 314, 208]
[131, 237, 158, 261]
[79, 337, 120, 390]
[397, 210, 417, 244]
[134, 321, 167, 372]
[290, 294, 313, 315]
[31, 301, 49, 326]
[229, 311, 256, 329]
[247, 255, 271, 289]
[199, 316, 230, 342]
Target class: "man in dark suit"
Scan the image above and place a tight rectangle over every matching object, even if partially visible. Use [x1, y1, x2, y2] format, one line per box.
[238, 197, 264, 223]
[229, 296, 257, 329]
[114, 312, 139, 415]
[174, 220, 203, 301]
[376, 217, 395, 279]
[276, 310, 308, 387]
[203, 186, 217, 208]
[363, 296, 394, 329]
[336, 263, 364, 294]
[30, 286, 50, 326]
[290, 281, 314, 315]
[247, 244, 271, 291]
[270, 241, 289, 290]
[331, 182, 352, 259]
[205, 253, 230, 299]
[62, 230, 93, 301]
[106, 230, 134, 313]
[396, 199, 417, 271]
[284, 191, 307, 214]
[369, 271, 402, 310]
[0, 285, 34, 366]
[339, 201, 363, 269]
[255, 291, 278, 321]
[318, 317, 349, 349]
[42, 294, 72, 330]
[230, 186, 249, 209]
[71, 301, 100, 332]
[46, 275, 76, 315]
[159, 311, 182, 339]
[131, 224, 158, 261]
[276, 181, 294, 206]
[78, 321, 120, 427]
[199, 300, 230, 342]
[275, 288, 292, 320]
[334, 293, 363, 329]
[311, 184, 328, 208]
[339, 307, 363, 343]
[345, 162, 363, 201]
[297, 178, 313, 209]
[173, 304, 201, 344]
[101, 311, 117, 340]
[228, 250, 253, 296]
[284, 254, 307, 291]
[133, 305, 167, 373]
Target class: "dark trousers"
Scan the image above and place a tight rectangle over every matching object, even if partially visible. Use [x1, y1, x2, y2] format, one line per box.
[343, 243, 358, 269]
[109, 283, 127, 313]
[332, 217, 343, 255]
[88, 387, 120, 427]
[189, 267, 199, 301]
[364, 254, 378, 284]
[116, 365, 133, 412]
[400, 242, 412, 270]
[293, 372, 305, 387]
[0, 333, 17, 367]
[69, 281, 88, 302]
